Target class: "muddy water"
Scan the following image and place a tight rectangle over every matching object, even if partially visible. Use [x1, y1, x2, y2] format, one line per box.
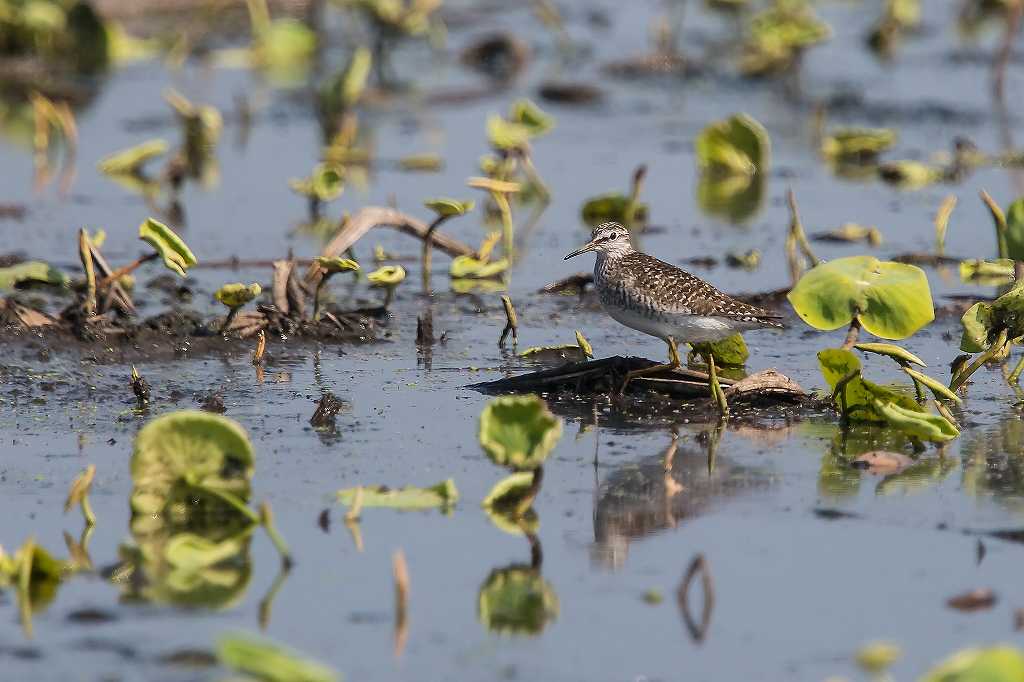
[2, 1, 1024, 680]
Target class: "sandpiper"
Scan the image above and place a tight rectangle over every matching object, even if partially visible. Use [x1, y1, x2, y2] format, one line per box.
[564, 222, 783, 413]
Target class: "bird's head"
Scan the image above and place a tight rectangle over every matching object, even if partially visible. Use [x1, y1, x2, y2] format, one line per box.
[564, 222, 633, 260]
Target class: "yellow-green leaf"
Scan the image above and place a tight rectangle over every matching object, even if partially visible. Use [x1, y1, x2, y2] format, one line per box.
[214, 283, 261, 308]
[139, 218, 197, 278]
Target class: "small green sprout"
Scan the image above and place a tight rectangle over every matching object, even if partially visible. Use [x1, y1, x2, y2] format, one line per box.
[313, 256, 360, 321]
[290, 163, 345, 217]
[421, 197, 475, 286]
[215, 283, 262, 334]
[368, 265, 406, 307]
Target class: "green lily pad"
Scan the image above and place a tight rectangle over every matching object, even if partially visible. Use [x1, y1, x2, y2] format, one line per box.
[853, 342, 925, 367]
[788, 256, 934, 339]
[315, 257, 360, 274]
[509, 99, 554, 137]
[0, 261, 68, 289]
[857, 641, 902, 674]
[478, 566, 559, 636]
[960, 258, 1014, 283]
[367, 264, 407, 286]
[482, 472, 540, 535]
[97, 139, 169, 175]
[425, 197, 475, 217]
[818, 348, 922, 421]
[336, 479, 459, 511]
[695, 113, 770, 177]
[450, 256, 508, 279]
[960, 301, 995, 353]
[139, 218, 197, 278]
[215, 283, 262, 309]
[878, 160, 942, 189]
[921, 645, 1024, 682]
[691, 333, 749, 367]
[164, 533, 247, 572]
[902, 366, 962, 403]
[821, 128, 896, 161]
[130, 410, 255, 519]
[580, 193, 649, 227]
[218, 634, 339, 682]
[479, 395, 562, 471]
[872, 399, 959, 442]
[487, 115, 531, 151]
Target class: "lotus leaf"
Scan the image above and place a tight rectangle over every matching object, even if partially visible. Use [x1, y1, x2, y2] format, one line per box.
[580, 193, 649, 227]
[695, 113, 770, 177]
[449, 256, 508, 279]
[818, 348, 921, 421]
[218, 634, 338, 682]
[130, 410, 255, 518]
[854, 342, 925, 367]
[901, 367, 961, 403]
[336, 479, 459, 511]
[424, 197, 475, 217]
[960, 258, 1014, 283]
[139, 218, 197, 278]
[960, 301, 995, 353]
[215, 283, 262, 309]
[0, 260, 68, 289]
[487, 115, 531, 151]
[788, 256, 934, 339]
[692, 333, 749, 367]
[478, 566, 559, 636]
[479, 395, 562, 471]
[878, 160, 942, 189]
[696, 171, 765, 224]
[315, 257, 360, 274]
[960, 282, 1024, 352]
[821, 128, 896, 161]
[872, 399, 959, 442]
[164, 533, 247, 572]
[97, 139, 168, 175]
[921, 645, 1024, 682]
[509, 99, 554, 137]
[482, 472, 535, 512]
[367, 265, 406, 286]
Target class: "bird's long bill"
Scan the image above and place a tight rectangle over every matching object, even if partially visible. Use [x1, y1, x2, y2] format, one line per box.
[564, 238, 601, 260]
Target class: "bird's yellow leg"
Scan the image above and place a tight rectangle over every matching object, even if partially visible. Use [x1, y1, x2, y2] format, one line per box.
[703, 351, 729, 415]
[618, 338, 681, 395]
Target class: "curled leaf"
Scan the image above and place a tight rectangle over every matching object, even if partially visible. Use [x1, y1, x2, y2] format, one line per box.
[424, 198, 475, 217]
[215, 283, 262, 309]
[367, 265, 407, 287]
[97, 139, 169, 175]
[479, 395, 562, 471]
[853, 342, 926, 367]
[139, 218, 197, 278]
[315, 257, 360, 275]
[337, 479, 458, 511]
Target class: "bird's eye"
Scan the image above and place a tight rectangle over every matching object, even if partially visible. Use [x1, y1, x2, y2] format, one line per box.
[608, 232, 618, 240]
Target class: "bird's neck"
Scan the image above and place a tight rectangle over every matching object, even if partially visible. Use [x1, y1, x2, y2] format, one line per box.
[594, 246, 633, 275]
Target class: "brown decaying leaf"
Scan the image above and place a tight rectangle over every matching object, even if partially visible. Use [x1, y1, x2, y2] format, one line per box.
[947, 588, 997, 612]
[851, 450, 915, 475]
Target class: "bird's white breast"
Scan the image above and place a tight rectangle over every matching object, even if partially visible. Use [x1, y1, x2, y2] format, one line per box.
[603, 301, 747, 344]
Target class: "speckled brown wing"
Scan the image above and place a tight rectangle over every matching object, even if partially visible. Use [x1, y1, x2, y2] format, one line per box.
[617, 253, 784, 327]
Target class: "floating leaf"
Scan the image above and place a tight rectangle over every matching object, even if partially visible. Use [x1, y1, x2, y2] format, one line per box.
[872, 399, 959, 442]
[482, 472, 539, 535]
[337, 479, 459, 511]
[692, 333, 749, 367]
[215, 283, 262, 309]
[695, 113, 770, 177]
[487, 115, 531, 151]
[0, 261, 68, 289]
[856, 641, 902, 674]
[509, 99, 554, 137]
[580, 193, 649, 227]
[740, 3, 831, 76]
[921, 646, 1024, 682]
[424, 197, 475, 217]
[960, 301, 994, 353]
[818, 348, 921, 421]
[367, 265, 407, 286]
[814, 223, 883, 246]
[854, 342, 925, 367]
[960, 258, 1015, 284]
[478, 566, 559, 636]
[97, 139, 169, 175]
[130, 410, 255, 518]
[217, 634, 338, 682]
[139, 218, 197, 278]
[315, 256, 360, 275]
[164, 533, 246, 572]
[902, 366, 962, 403]
[479, 395, 562, 471]
[878, 160, 942, 189]
[788, 256, 934, 339]
[449, 256, 508, 279]
[821, 128, 896, 161]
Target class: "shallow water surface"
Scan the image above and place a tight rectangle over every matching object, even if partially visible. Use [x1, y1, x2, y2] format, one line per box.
[2, 1, 1024, 681]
